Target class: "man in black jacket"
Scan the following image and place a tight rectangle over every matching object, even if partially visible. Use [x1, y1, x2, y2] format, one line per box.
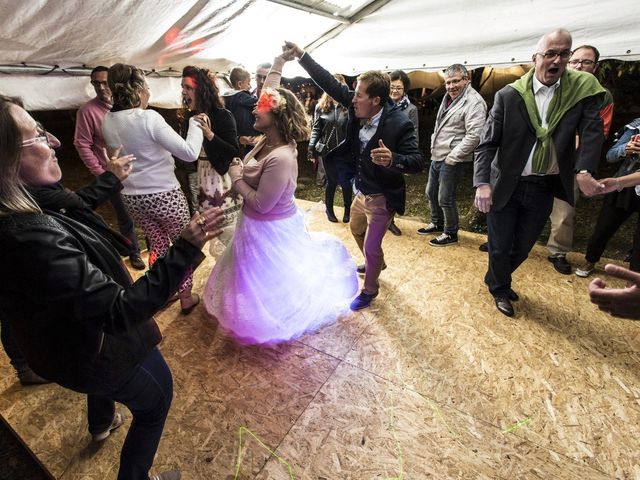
[474, 28, 605, 317]
[281, 42, 424, 310]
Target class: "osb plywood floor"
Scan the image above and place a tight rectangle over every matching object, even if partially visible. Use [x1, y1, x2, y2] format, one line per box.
[2, 199, 640, 480]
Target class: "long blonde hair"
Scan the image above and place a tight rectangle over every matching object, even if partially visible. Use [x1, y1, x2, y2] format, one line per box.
[267, 88, 311, 142]
[0, 96, 40, 215]
[317, 74, 346, 113]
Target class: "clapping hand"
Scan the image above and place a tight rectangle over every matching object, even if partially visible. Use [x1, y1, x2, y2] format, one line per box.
[193, 113, 214, 141]
[102, 146, 135, 181]
[180, 208, 225, 250]
[228, 157, 244, 183]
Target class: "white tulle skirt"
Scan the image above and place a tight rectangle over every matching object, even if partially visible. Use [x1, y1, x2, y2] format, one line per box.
[204, 208, 359, 345]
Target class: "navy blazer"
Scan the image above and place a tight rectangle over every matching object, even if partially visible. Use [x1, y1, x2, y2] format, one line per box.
[474, 85, 604, 211]
[299, 53, 424, 215]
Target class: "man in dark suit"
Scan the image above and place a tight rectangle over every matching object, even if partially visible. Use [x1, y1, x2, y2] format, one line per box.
[281, 41, 424, 310]
[474, 28, 606, 317]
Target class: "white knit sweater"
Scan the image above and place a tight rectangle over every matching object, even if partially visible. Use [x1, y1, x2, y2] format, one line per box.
[102, 108, 203, 195]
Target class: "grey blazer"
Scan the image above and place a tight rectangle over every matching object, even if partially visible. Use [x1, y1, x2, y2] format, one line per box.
[473, 85, 604, 211]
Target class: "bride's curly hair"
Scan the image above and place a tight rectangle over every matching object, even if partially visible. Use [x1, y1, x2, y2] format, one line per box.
[108, 63, 146, 110]
[268, 88, 310, 143]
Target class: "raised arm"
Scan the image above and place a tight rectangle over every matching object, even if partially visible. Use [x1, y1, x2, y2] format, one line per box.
[281, 41, 354, 108]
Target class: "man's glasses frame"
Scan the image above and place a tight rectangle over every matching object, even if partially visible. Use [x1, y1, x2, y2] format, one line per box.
[568, 59, 596, 67]
[536, 49, 572, 60]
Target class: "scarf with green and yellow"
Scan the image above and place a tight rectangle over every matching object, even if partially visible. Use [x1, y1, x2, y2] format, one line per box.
[510, 68, 605, 174]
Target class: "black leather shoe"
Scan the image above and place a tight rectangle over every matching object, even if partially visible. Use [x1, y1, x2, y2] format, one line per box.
[326, 211, 339, 223]
[388, 222, 402, 236]
[493, 295, 514, 317]
[356, 263, 387, 274]
[350, 290, 379, 311]
[342, 212, 350, 223]
[548, 255, 571, 275]
[479, 242, 488, 252]
[129, 255, 146, 270]
[508, 289, 519, 302]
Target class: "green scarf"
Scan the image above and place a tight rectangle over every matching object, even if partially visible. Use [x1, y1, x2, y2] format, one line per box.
[510, 68, 605, 174]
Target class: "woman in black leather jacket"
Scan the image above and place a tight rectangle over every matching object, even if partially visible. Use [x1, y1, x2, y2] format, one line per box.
[308, 74, 351, 223]
[0, 96, 224, 480]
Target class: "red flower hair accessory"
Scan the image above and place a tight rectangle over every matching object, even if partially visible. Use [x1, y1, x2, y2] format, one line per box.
[256, 88, 286, 114]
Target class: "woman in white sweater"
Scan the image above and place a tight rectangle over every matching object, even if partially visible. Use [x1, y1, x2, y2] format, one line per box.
[103, 63, 206, 313]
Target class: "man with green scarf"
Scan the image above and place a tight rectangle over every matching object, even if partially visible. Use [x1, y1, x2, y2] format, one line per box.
[473, 28, 605, 317]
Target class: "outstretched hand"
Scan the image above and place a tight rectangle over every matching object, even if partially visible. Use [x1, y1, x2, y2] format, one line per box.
[180, 208, 225, 250]
[102, 146, 135, 181]
[576, 172, 605, 197]
[370, 139, 392, 167]
[588, 264, 640, 319]
[281, 41, 303, 61]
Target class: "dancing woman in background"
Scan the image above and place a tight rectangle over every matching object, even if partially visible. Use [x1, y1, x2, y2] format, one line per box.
[308, 74, 351, 223]
[102, 63, 204, 313]
[176, 66, 240, 215]
[204, 55, 358, 344]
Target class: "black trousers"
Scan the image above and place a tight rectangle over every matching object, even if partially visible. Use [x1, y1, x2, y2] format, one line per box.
[323, 158, 353, 215]
[585, 200, 640, 272]
[485, 179, 555, 295]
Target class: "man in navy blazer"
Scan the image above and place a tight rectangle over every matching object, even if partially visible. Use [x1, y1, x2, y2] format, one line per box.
[474, 28, 606, 317]
[281, 41, 425, 311]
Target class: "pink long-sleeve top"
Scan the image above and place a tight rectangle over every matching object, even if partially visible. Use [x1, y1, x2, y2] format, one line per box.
[235, 137, 298, 220]
[74, 97, 111, 176]
[232, 56, 299, 220]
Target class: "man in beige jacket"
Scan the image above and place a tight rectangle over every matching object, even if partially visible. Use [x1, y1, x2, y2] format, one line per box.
[419, 64, 487, 246]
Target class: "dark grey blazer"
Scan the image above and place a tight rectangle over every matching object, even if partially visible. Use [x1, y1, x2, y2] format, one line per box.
[473, 85, 604, 211]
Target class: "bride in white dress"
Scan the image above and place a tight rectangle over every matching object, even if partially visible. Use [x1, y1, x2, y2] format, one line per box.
[203, 55, 358, 344]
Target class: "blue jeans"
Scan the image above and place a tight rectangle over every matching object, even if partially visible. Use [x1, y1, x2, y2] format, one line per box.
[485, 179, 554, 295]
[425, 160, 462, 234]
[86, 347, 173, 480]
[110, 190, 141, 256]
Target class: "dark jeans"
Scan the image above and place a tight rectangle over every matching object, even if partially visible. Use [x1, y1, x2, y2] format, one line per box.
[110, 190, 141, 257]
[324, 159, 353, 216]
[0, 317, 28, 373]
[585, 203, 640, 271]
[426, 160, 462, 234]
[86, 347, 173, 480]
[485, 179, 554, 295]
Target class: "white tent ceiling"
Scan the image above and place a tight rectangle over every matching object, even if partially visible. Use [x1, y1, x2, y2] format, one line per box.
[1, 0, 638, 110]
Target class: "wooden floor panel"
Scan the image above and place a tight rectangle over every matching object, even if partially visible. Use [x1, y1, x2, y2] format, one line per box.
[1, 200, 638, 479]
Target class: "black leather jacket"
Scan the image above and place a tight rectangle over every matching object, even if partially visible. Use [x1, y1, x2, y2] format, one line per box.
[308, 103, 349, 159]
[0, 211, 204, 391]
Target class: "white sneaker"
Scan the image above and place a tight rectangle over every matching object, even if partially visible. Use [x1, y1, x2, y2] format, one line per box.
[575, 262, 595, 278]
[92, 411, 124, 442]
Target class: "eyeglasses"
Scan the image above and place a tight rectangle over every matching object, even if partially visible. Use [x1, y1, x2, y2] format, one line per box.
[536, 49, 572, 60]
[256, 74, 267, 80]
[90, 80, 108, 87]
[20, 125, 51, 149]
[568, 59, 596, 67]
[390, 86, 404, 92]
